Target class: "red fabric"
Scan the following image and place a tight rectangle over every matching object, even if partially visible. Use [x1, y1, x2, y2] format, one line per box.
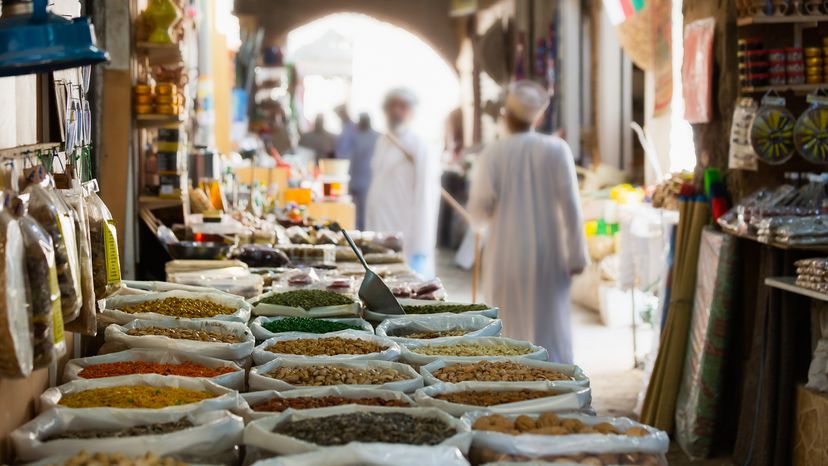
[683, 18, 715, 123]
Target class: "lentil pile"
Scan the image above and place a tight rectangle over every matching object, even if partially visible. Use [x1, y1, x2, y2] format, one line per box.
[431, 360, 573, 383]
[274, 412, 456, 446]
[403, 303, 489, 315]
[119, 297, 235, 319]
[410, 342, 533, 357]
[252, 395, 411, 412]
[53, 451, 187, 466]
[261, 317, 363, 334]
[126, 326, 242, 343]
[57, 386, 216, 409]
[434, 389, 559, 406]
[78, 361, 235, 379]
[48, 420, 194, 440]
[265, 336, 385, 356]
[472, 412, 650, 437]
[266, 364, 409, 386]
[392, 329, 467, 339]
[259, 290, 354, 309]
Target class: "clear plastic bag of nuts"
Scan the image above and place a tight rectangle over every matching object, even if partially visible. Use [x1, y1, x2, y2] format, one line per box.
[84, 180, 121, 300]
[0, 204, 33, 377]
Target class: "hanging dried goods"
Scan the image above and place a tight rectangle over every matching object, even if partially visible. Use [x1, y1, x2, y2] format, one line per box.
[57, 385, 215, 409]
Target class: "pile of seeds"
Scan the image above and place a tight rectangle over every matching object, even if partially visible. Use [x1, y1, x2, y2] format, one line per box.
[57, 386, 216, 409]
[55, 451, 187, 466]
[472, 412, 651, 437]
[126, 326, 242, 343]
[392, 329, 467, 339]
[274, 412, 456, 446]
[78, 361, 235, 379]
[261, 317, 363, 334]
[119, 297, 235, 319]
[252, 395, 410, 412]
[410, 342, 533, 357]
[434, 389, 559, 406]
[266, 364, 409, 386]
[431, 360, 573, 383]
[259, 290, 354, 309]
[265, 337, 385, 356]
[403, 304, 489, 315]
[48, 420, 194, 440]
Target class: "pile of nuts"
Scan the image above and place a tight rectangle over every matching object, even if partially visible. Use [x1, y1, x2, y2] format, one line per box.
[126, 326, 242, 343]
[266, 364, 410, 386]
[410, 342, 533, 357]
[431, 360, 573, 383]
[119, 297, 235, 319]
[434, 389, 560, 406]
[252, 395, 411, 412]
[472, 412, 650, 437]
[393, 329, 467, 339]
[265, 337, 385, 356]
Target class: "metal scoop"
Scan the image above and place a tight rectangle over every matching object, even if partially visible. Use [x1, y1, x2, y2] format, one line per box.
[331, 223, 405, 315]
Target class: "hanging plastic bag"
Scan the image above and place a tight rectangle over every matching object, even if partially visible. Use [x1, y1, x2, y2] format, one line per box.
[84, 181, 121, 299]
[0, 207, 33, 377]
[59, 183, 96, 335]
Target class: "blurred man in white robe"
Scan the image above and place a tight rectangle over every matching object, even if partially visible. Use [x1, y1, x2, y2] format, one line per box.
[467, 80, 588, 363]
[366, 88, 441, 278]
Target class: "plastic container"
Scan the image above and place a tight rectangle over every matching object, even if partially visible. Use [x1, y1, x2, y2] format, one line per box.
[318, 159, 350, 177]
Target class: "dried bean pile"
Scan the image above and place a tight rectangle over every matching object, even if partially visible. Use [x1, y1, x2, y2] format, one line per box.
[410, 342, 532, 357]
[472, 412, 650, 437]
[48, 420, 194, 440]
[261, 317, 363, 334]
[259, 290, 354, 309]
[392, 329, 466, 339]
[434, 389, 559, 406]
[274, 412, 456, 446]
[252, 395, 410, 412]
[403, 304, 489, 315]
[78, 361, 235, 379]
[54, 451, 187, 466]
[126, 326, 242, 343]
[431, 360, 573, 383]
[267, 364, 409, 386]
[265, 337, 384, 356]
[58, 386, 216, 409]
[119, 297, 234, 319]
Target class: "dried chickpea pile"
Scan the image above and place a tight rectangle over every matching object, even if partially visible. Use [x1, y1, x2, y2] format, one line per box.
[52, 451, 187, 466]
[431, 360, 573, 383]
[410, 342, 533, 357]
[392, 329, 467, 339]
[119, 297, 235, 318]
[126, 326, 242, 343]
[473, 412, 650, 437]
[266, 364, 409, 386]
[252, 395, 410, 412]
[58, 386, 216, 409]
[434, 389, 559, 406]
[266, 336, 385, 356]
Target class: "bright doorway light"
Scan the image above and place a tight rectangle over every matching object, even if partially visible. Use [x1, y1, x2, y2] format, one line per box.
[669, 0, 696, 173]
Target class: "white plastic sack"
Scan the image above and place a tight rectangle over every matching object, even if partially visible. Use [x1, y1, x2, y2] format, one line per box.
[40, 374, 242, 414]
[236, 387, 415, 422]
[104, 319, 255, 361]
[420, 359, 589, 388]
[11, 408, 243, 462]
[243, 406, 472, 457]
[63, 348, 245, 390]
[413, 382, 591, 417]
[249, 289, 361, 318]
[401, 337, 548, 367]
[364, 299, 498, 322]
[100, 290, 252, 326]
[121, 280, 231, 295]
[375, 315, 502, 342]
[461, 412, 669, 461]
[168, 267, 264, 299]
[247, 358, 424, 393]
[250, 443, 471, 466]
[249, 316, 373, 341]
[251, 330, 401, 365]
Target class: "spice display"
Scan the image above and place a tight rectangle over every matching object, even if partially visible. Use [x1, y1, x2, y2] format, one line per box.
[77, 361, 235, 379]
[18, 212, 58, 368]
[118, 297, 235, 319]
[392, 329, 466, 339]
[274, 412, 457, 446]
[434, 389, 559, 406]
[266, 364, 409, 386]
[85, 189, 121, 299]
[265, 336, 385, 356]
[472, 412, 651, 437]
[251, 395, 410, 412]
[50, 451, 187, 466]
[431, 360, 573, 383]
[403, 303, 489, 315]
[126, 326, 242, 343]
[259, 289, 354, 309]
[261, 317, 363, 334]
[57, 385, 216, 409]
[47, 420, 194, 440]
[410, 342, 533, 357]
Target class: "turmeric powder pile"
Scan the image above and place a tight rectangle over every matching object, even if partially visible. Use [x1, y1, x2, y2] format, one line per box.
[58, 385, 216, 409]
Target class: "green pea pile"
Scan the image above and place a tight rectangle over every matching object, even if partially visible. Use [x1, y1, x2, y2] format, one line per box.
[261, 317, 365, 334]
[402, 303, 490, 315]
[259, 290, 355, 310]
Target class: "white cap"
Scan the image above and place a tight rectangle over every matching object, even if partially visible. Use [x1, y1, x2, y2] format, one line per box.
[384, 87, 418, 106]
[504, 80, 548, 124]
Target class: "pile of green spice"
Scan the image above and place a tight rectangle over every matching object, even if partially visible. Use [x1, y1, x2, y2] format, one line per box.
[403, 303, 490, 315]
[259, 290, 355, 310]
[261, 317, 364, 334]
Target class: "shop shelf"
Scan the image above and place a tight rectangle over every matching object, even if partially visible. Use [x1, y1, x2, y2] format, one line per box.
[765, 276, 828, 302]
[737, 15, 828, 26]
[136, 41, 184, 65]
[740, 84, 826, 94]
[135, 114, 184, 128]
[138, 195, 183, 208]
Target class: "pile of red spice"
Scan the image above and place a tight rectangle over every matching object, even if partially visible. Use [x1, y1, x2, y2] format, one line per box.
[78, 361, 236, 379]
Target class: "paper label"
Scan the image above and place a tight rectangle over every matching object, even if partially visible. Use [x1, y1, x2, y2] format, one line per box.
[51, 267, 65, 346]
[104, 220, 121, 284]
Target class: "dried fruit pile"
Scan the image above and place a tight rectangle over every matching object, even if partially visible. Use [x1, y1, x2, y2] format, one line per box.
[252, 395, 410, 412]
[434, 389, 560, 406]
[78, 361, 235, 379]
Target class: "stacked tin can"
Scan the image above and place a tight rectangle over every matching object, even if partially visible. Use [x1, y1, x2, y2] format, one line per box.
[787, 47, 805, 85]
[738, 38, 768, 87]
[768, 48, 787, 85]
[805, 47, 823, 84]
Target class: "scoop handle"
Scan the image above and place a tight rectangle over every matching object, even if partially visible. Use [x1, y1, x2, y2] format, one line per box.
[331, 223, 370, 271]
